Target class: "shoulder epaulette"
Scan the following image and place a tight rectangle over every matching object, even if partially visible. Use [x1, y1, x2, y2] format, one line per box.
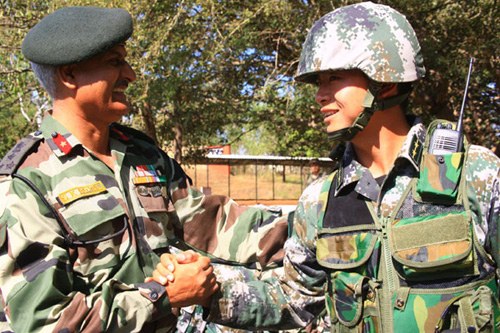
[0, 134, 44, 175]
[111, 123, 157, 145]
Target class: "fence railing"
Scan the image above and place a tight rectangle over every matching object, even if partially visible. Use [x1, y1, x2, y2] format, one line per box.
[182, 155, 334, 205]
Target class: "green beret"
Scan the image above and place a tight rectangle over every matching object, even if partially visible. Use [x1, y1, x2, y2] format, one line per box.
[22, 6, 133, 66]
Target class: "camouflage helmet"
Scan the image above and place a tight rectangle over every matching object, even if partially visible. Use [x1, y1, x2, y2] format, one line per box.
[295, 1, 425, 84]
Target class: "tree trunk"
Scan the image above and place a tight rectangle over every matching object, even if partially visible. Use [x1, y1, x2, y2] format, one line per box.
[173, 123, 183, 163]
[140, 102, 158, 144]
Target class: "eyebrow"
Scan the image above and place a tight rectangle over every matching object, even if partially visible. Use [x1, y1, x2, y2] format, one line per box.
[107, 49, 128, 58]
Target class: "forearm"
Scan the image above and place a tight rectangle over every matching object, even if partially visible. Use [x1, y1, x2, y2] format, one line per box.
[1, 248, 173, 332]
[205, 237, 326, 330]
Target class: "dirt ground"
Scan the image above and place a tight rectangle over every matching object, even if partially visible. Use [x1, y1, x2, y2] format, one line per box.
[182, 163, 307, 205]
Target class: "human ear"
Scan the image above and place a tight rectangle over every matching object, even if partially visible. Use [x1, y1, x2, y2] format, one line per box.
[58, 65, 77, 89]
[378, 83, 398, 98]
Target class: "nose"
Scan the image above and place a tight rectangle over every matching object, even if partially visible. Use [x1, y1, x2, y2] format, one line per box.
[123, 61, 137, 83]
[315, 83, 331, 106]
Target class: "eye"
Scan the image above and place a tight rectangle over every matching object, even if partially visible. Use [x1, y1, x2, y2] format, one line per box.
[109, 58, 126, 66]
[328, 74, 341, 82]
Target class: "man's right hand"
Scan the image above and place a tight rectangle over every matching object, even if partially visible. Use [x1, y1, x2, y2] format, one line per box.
[156, 253, 218, 308]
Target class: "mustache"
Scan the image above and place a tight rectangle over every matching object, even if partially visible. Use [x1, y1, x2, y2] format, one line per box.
[114, 80, 130, 89]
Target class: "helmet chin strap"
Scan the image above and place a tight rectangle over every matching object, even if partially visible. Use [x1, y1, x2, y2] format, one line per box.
[327, 82, 410, 142]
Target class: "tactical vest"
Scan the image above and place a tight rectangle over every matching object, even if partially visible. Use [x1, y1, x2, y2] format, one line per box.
[316, 120, 499, 332]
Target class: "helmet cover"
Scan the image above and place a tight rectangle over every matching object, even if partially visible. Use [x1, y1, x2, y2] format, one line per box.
[295, 1, 425, 83]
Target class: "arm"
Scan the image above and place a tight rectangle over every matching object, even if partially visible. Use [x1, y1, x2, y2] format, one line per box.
[0, 178, 216, 332]
[169, 159, 288, 270]
[204, 196, 327, 330]
[157, 181, 328, 330]
[465, 146, 500, 266]
[484, 158, 500, 266]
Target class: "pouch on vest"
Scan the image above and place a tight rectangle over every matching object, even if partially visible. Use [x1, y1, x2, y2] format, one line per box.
[389, 211, 477, 281]
[316, 173, 382, 331]
[318, 227, 382, 331]
[327, 271, 380, 331]
[434, 284, 499, 332]
[416, 120, 466, 205]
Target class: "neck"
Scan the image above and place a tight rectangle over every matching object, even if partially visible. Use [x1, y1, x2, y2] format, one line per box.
[52, 100, 111, 156]
[351, 106, 409, 178]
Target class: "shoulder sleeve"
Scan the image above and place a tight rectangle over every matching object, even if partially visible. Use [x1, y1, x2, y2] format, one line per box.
[464, 145, 500, 264]
[169, 155, 287, 269]
[204, 180, 328, 330]
[0, 135, 43, 175]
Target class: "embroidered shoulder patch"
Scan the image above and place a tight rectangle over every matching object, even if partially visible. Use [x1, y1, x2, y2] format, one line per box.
[57, 181, 107, 206]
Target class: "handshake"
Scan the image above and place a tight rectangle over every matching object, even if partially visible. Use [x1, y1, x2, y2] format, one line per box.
[146, 251, 218, 308]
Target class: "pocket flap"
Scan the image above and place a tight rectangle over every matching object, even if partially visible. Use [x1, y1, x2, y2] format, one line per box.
[58, 191, 125, 236]
[332, 271, 366, 326]
[391, 211, 471, 268]
[135, 184, 169, 213]
[317, 224, 378, 269]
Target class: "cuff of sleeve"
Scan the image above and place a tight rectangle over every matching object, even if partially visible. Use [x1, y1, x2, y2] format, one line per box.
[204, 288, 234, 323]
[136, 281, 172, 319]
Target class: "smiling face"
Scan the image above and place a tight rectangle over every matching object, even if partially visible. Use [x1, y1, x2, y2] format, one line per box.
[71, 44, 136, 124]
[314, 69, 369, 135]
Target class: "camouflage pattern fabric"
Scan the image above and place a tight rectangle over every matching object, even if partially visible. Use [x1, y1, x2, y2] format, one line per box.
[295, 1, 425, 84]
[416, 119, 466, 204]
[206, 120, 500, 332]
[0, 114, 288, 332]
[175, 260, 330, 333]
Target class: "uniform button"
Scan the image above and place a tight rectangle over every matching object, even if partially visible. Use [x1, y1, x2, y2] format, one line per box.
[51, 132, 58, 138]
[150, 291, 158, 300]
[396, 298, 405, 308]
[438, 156, 445, 164]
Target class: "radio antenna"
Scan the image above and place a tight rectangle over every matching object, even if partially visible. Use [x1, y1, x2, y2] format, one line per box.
[456, 57, 474, 152]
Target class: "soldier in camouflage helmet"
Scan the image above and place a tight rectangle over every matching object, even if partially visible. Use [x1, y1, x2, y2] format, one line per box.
[0, 6, 289, 332]
[155, 2, 500, 332]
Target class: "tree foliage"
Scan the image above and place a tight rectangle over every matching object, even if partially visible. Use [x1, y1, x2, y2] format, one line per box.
[1, 0, 498, 159]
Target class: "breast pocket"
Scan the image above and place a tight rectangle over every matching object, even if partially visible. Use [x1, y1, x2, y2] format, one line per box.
[135, 184, 170, 213]
[134, 183, 176, 249]
[57, 189, 128, 276]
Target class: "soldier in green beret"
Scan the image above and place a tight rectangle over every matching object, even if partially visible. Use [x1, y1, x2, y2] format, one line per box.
[156, 2, 500, 332]
[0, 6, 289, 332]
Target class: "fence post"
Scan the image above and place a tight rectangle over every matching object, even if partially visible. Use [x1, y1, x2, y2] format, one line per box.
[227, 160, 231, 197]
[272, 164, 275, 200]
[255, 162, 258, 201]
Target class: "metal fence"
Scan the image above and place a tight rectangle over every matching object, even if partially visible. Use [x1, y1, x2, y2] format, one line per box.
[182, 155, 334, 205]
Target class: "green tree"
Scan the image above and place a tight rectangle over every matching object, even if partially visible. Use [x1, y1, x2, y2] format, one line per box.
[1, 0, 498, 159]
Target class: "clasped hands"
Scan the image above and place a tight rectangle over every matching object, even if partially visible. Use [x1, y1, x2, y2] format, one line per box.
[146, 250, 217, 308]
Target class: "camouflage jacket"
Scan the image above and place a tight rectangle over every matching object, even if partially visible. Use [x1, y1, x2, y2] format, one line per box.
[206, 121, 500, 332]
[0, 114, 288, 332]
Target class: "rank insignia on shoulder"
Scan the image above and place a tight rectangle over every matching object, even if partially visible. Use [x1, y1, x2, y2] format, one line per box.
[52, 132, 73, 155]
[409, 136, 423, 167]
[57, 181, 107, 206]
[133, 165, 166, 184]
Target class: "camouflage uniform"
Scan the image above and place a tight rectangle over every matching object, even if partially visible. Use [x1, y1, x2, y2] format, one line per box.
[204, 2, 499, 332]
[306, 172, 326, 187]
[206, 119, 500, 332]
[0, 114, 288, 332]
